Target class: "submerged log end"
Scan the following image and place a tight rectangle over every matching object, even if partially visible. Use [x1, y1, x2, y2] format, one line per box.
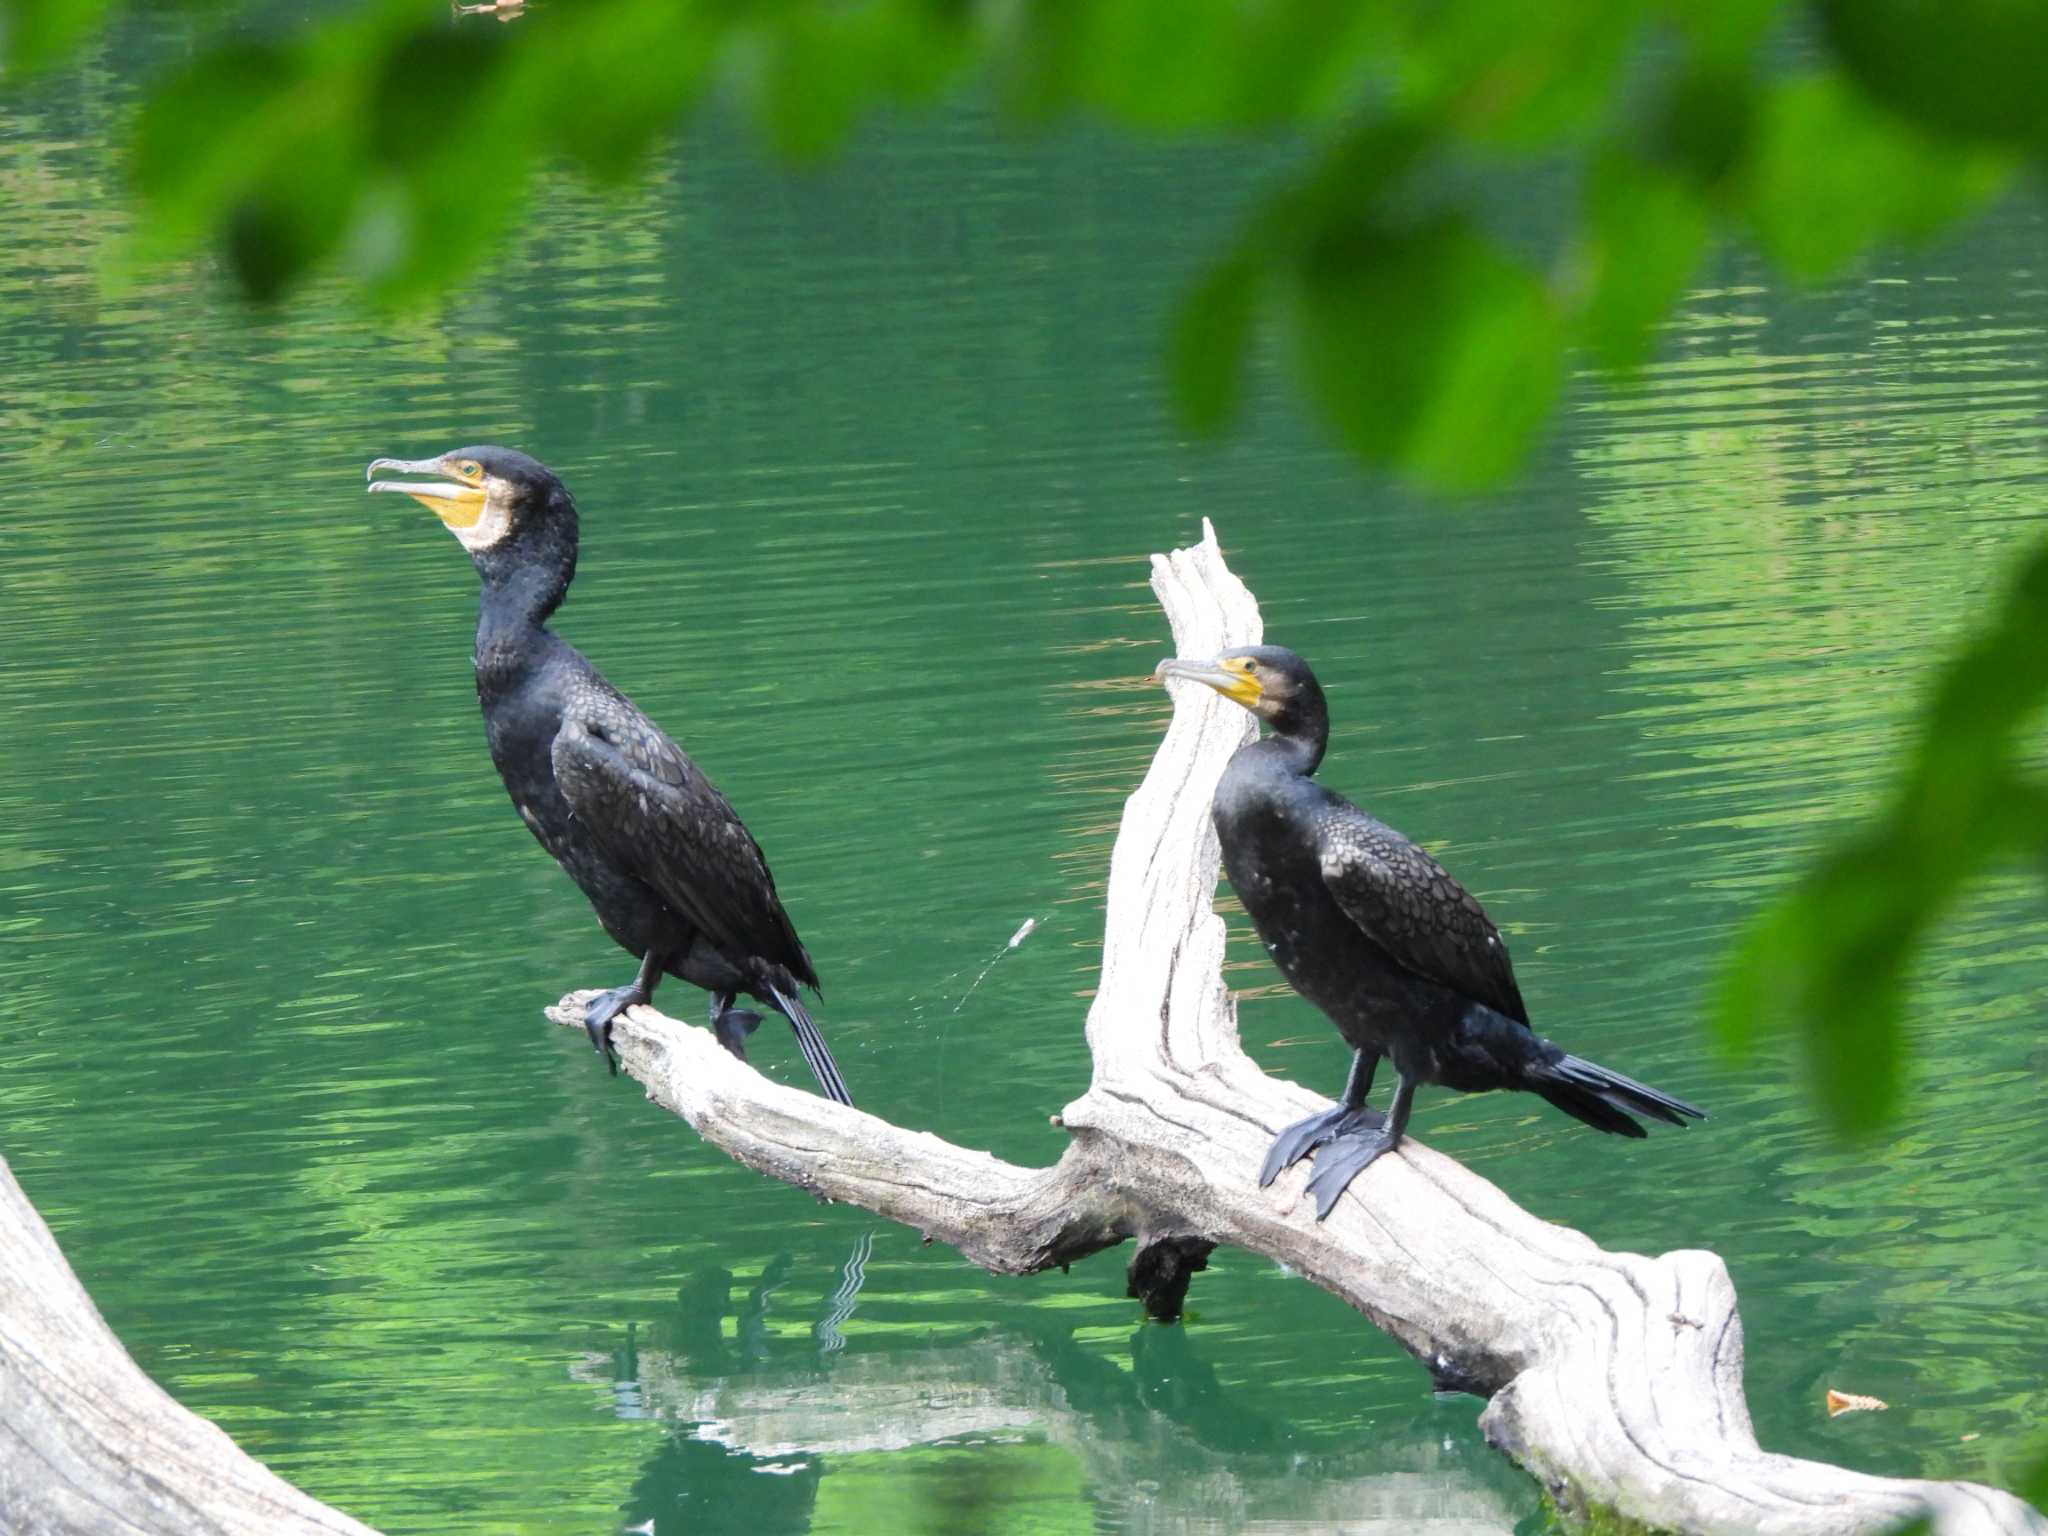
[1126, 1234, 1217, 1322]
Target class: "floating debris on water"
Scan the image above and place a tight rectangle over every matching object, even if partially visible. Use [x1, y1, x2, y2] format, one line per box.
[1826, 1389, 1889, 1417]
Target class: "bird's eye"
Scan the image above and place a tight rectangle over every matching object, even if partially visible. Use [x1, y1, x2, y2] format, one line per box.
[459, 460, 481, 480]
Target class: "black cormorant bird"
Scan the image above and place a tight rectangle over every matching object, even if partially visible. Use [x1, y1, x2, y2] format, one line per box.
[367, 446, 851, 1105]
[1156, 645, 1698, 1218]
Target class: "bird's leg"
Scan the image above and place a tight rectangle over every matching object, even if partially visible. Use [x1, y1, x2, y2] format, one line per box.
[1340, 1047, 1379, 1110]
[583, 948, 666, 1075]
[1257, 1049, 1386, 1188]
[1302, 1072, 1417, 1220]
[709, 991, 764, 1060]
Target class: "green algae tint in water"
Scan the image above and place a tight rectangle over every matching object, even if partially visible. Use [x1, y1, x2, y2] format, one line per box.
[4, 23, 2048, 1535]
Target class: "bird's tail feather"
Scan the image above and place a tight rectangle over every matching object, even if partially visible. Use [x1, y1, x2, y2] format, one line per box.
[769, 985, 853, 1107]
[1533, 1052, 1703, 1137]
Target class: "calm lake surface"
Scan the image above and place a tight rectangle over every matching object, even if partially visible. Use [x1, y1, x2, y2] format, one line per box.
[5, 18, 2047, 1535]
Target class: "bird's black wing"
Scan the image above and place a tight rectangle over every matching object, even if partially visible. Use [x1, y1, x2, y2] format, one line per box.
[550, 682, 816, 989]
[1313, 799, 1528, 1025]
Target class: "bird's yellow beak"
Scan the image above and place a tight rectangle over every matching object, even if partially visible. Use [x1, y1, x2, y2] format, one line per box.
[1155, 655, 1263, 708]
[366, 455, 488, 530]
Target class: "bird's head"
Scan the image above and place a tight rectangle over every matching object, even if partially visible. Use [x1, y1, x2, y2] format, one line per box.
[367, 445, 578, 586]
[1155, 644, 1328, 740]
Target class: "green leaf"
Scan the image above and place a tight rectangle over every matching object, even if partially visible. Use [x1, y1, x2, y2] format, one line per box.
[1914, 539, 2048, 805]
[1716, 534, 2048, 1134]
[1743, 72, 2013, 284]
[994, 0, 1395, 129]
[357, 23, 531, 303]
[124, 26, 384, 300]
[129, 42, 295, 254]
[1648, 59, 1758, 192]
[741, 2, 968, 162]
[2022, 1441, 2048, 1506]
[365, 25, 514, 169]
[1393, 0, 1647, 147]
[1666, 0, 1783, 68]
[533, 0, 715, 182]
[1821, 0, 2048, 154]
[1168, 251, 1260, 438]
[0, 0, 117, 77]
[1577, 152, 1708, 371]
[223, 117, 362, 304]
[1287, 217, 1563, 491]
[1750, 838, 1923, 1129]
[1058, 0, 1252, 127]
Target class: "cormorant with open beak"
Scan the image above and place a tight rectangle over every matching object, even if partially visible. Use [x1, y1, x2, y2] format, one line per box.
[1157, 645, 1697, 1218]
[368, 446, 851, 1104]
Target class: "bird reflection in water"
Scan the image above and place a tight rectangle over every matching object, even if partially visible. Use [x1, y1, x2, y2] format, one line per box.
[577, 1229, 1532, 1534]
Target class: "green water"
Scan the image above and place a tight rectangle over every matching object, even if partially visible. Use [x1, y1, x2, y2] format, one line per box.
[5, 21, 2047, 1535]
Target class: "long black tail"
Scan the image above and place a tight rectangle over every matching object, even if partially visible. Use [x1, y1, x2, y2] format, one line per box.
[1531, 1051, 1703, 1138]
[768, 984, 853, 1107]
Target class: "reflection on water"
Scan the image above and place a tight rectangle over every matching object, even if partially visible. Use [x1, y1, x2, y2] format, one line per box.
[2, 16, 2046, 1535]
[1571, 261, 2048, 1475]
[574, 1233, 1527, 1535]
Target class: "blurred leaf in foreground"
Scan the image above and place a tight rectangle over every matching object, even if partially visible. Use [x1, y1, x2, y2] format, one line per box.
[1288, 214, 1563, 493]
[0, 0, 115, 78]
[1716, 536, 2048, 1133]
[1822, 0, 2048, 154]
[1743, 72, 2014, 283]
[2024, 1443, 2048, 1506]
[1575, 150, 1709, 371]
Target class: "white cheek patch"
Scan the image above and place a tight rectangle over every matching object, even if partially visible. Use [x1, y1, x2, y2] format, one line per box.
[451, 499, 512, 553]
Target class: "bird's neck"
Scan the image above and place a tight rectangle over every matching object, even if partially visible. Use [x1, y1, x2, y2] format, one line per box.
[473, 564, 566, 692]
[1260, 677, 1330, 777]
[1254, 727, 1326, 778]
[1255, 688, 1330, 776]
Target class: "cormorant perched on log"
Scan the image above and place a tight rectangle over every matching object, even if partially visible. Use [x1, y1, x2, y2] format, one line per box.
[1156, 645, 1698, 1218]
[367, 446, 851, 1105]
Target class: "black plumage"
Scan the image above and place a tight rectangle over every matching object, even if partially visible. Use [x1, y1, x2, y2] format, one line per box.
[1157, 644, 1697, 1218]
[368, 445, 850, 1104]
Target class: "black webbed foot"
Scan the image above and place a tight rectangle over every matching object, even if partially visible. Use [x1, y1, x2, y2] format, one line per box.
[583, 983, 648, 1075]
[1301, 1127, 1401, 1219]
[1258, 1103, 1386, 1188]
[712, 1005, 764, 1059]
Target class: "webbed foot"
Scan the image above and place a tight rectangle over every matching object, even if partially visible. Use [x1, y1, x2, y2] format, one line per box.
[583, 983, 648, 1075]
[712, 1003, 764, 1059]
[1301, 1127, 1401, 1219]
[1258, 1103, 1385, 1188]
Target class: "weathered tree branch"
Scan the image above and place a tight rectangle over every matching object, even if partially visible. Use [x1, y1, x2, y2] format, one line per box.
[553, 520, 2047, 1536]
[0, 1156, 382, 1536]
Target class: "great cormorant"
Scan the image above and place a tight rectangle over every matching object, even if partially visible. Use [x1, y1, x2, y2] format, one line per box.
[367, 446, 851, 1105]
[1157, 645, 1697, 1218]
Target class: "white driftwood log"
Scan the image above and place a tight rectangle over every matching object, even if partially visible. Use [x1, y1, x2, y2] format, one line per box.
[552, 520, 2047, 1536]
[0, 1156, 382, 1536]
